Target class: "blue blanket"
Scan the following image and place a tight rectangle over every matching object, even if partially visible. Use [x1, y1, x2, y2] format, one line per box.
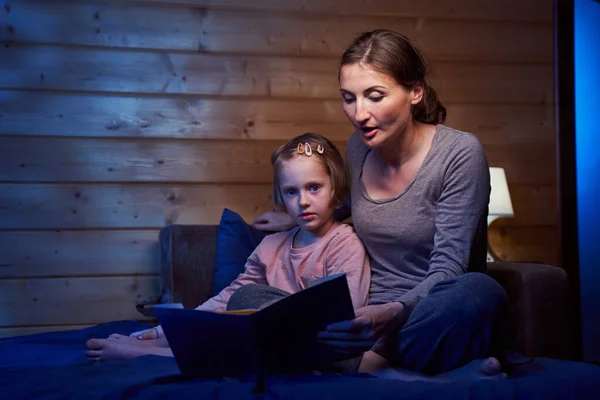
[1, 321, 599, 399]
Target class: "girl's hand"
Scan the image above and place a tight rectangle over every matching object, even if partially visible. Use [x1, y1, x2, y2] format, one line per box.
[252, 211, 296, 232]
[129, 327, 162, 340]
[317, 302, 407, 354]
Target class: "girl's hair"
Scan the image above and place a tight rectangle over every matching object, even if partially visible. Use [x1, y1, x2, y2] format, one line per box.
[339, 29, 447, 125]
[271, 132, 347, 212]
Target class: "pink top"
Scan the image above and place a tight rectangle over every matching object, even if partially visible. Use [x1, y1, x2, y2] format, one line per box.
[196, 222, 371, 312]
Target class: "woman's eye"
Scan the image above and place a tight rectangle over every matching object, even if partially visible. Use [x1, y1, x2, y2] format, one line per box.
[342, 96, 355, 104]
[369, 96, 384, 102]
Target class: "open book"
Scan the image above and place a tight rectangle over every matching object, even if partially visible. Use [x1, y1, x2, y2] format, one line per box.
[153, 273, 355, 377]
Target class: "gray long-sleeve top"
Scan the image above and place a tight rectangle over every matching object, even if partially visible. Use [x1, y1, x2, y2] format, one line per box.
[345, 124, 490, 316]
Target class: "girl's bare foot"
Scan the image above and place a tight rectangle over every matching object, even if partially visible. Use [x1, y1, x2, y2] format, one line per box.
[84, 338, 173, 360]
[106, 333, 170, 348]
[107, 333, 158, 346]
[85, 338, 149, 360]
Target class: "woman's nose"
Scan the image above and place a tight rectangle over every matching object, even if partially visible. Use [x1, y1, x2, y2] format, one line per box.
[354, 100, 370, 123]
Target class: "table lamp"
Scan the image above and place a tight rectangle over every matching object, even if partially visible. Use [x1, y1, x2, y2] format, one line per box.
[487, 167, 514, 262]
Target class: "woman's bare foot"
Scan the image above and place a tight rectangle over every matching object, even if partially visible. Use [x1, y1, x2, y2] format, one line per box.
[358, 351, 427, 380]
[358, 351, 431, 381]
[84, 338, 173, 360]
[478, 356, 503, 376]
[358, 351, 392, 373]
[359, 352, 506, 382]
[435, 357, 506, 381]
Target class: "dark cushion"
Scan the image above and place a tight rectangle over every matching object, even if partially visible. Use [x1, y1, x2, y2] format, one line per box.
[486, 262, 569, 358]
[213, 209, 270, 296]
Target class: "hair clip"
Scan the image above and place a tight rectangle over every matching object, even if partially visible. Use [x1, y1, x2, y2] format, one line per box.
[317, 145, 324, 154]
[304, 143, 313, 156]
[297, 142, 315, 156]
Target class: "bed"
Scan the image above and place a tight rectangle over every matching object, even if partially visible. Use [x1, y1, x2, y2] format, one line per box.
[3, 210, 600, 399]
[2, 319, 600, 399]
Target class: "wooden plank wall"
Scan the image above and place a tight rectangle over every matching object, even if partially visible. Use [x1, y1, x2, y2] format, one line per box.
[0, 0, 556, 337]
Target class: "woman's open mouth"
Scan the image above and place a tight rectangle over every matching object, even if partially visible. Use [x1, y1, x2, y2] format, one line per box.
[361, 126, 378, 138]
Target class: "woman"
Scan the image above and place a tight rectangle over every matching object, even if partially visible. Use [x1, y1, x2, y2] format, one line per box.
[253, 29, 508, 378]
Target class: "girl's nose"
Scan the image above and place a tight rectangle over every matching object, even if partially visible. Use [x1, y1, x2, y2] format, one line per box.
[299, 191, 310, 207]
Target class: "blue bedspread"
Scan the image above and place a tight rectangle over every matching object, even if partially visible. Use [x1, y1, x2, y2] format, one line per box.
[1, 321, 599, 399]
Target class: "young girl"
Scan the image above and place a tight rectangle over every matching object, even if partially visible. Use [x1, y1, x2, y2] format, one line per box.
[84, 132, 371, 360]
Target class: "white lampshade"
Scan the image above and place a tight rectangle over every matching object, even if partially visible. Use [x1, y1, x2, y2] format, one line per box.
[488, 167, 514, 226]
[487, 167, 514, 262]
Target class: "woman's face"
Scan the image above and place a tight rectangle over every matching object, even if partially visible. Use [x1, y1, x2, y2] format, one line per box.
[339, 63, 423, 148]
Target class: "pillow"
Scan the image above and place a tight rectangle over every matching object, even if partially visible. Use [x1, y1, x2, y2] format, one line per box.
[213, 208, 270, 296]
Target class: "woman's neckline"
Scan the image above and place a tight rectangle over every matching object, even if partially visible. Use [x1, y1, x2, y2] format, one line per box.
[358, 124, 440, 204]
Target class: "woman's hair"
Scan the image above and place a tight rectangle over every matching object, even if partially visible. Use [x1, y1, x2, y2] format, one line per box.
[339, 29, 446, 125]
[271, 132, 347, 212]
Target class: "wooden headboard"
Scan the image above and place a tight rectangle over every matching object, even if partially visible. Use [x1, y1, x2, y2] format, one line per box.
[159, 225, 219, 309]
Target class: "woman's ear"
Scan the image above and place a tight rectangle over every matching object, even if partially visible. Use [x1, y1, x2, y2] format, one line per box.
[410, 83, 425, 105]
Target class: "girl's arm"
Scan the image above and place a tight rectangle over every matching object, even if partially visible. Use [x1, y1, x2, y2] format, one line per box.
[132, 243, 270, 340]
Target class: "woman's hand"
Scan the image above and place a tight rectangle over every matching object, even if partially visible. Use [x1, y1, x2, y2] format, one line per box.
[252, 211, 296, 232]
[129, 327, 162, 340]
[317, 302, 407, 354]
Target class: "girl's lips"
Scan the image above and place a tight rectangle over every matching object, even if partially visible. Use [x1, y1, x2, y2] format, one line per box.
[300, 213, 315, 222]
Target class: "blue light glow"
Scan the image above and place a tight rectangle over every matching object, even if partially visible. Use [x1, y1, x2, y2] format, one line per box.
[574, 0, 600, 362]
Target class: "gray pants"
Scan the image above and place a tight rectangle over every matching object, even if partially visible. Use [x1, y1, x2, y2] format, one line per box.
[226, 284, 290, 311]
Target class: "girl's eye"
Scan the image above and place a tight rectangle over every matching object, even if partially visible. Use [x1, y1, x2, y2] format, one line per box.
[308, 185, 321, 192]
[369, 96, 384, 102]
[284, 189, 297, 196]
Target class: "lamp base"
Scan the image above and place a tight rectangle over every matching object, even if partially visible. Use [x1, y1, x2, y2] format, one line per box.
[487, 245, 501, 263]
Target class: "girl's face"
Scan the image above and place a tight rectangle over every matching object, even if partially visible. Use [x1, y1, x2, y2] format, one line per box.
[278, 156, 335, 238]
[339, 63, 424, 148]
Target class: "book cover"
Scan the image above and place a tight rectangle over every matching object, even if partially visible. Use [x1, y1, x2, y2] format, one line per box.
[153, 273, 355, 377]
